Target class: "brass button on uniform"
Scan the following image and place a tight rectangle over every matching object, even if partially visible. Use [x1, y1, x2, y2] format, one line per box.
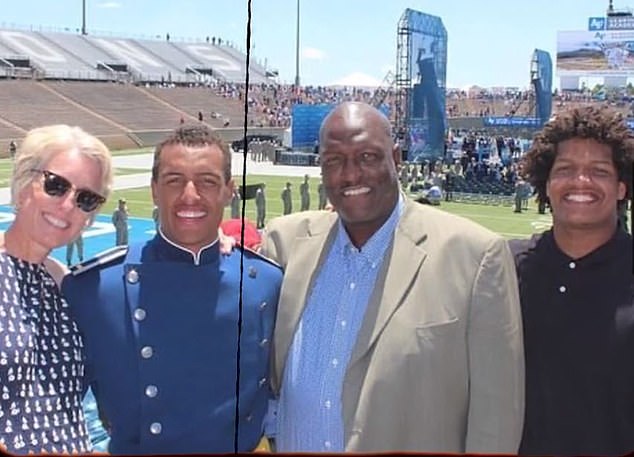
[134, 308, 147, 321]
[127, 269, 139, 284]
[141, 346, 154, 359]
[145, 385, 158, 398]
[150, 422, 162, 435]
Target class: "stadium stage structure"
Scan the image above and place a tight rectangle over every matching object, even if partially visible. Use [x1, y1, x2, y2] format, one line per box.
[393, 10, 553, 163]
[393, 9, 447, 163]
[289, 9, 554, 163]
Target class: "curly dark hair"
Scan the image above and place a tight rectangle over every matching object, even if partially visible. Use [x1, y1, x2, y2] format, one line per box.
[152, 124, 231, 182]
[520, 104, 634, 208]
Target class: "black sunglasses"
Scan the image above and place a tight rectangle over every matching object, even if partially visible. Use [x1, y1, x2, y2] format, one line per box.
[32, 169, 106, 213]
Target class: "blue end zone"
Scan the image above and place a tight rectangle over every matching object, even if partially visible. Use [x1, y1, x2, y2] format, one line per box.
[0, 205, 157, 265]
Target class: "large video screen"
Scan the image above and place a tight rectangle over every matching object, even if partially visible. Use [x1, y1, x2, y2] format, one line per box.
[557, 29, 634, 77]
[402, 9, 447, 162]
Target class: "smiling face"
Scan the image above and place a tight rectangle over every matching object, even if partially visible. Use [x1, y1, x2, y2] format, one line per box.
[320, 103, 400, 247]
[151, 143, 233, 254]
[547, 137, 626, 236]
[14, 148, 103, 260]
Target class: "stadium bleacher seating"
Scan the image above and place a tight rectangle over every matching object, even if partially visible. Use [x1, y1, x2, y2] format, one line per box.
[0, 27, 269, 84]
[0, 26, 288, 152]
[142, 84, 256, 128]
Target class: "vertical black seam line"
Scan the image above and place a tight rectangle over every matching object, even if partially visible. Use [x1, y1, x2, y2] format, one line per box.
[235, 0, 253, 452]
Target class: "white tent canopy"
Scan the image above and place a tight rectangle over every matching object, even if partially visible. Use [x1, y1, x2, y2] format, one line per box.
[328, 72, 383, 88]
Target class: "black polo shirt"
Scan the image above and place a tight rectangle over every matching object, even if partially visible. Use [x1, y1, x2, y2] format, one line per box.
[509, 228, 634, 456]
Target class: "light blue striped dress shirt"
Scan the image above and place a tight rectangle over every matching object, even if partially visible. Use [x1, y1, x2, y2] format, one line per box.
[276, 195, 404, 452]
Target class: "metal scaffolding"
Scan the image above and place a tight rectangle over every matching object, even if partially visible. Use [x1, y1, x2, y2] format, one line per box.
[394, 9, 447, 160]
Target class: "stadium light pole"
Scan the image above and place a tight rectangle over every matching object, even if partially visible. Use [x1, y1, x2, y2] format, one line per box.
[294, 0, 300, 86]
[81, 0, 87, 35]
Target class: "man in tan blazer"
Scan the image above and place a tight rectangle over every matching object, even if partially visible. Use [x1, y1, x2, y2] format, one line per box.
[260, 101, 524, 453]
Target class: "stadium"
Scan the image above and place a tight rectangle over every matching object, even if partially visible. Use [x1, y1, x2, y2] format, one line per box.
[0, 1, 632, 452]
[0, 5, 630, 248]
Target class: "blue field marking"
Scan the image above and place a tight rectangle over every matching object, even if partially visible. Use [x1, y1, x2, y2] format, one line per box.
[0, 205, 157, 264]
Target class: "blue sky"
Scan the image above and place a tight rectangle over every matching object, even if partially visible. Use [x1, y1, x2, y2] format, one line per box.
[1, 0, 615, 88]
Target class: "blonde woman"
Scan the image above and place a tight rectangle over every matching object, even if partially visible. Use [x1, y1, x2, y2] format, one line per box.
[0, 125, 112, 454]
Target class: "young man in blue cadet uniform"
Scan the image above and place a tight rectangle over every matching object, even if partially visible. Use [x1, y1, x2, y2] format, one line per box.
[62, 125, 283, 455]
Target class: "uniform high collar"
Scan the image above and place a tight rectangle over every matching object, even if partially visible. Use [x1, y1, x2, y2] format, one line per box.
[149, 230, 220, 266]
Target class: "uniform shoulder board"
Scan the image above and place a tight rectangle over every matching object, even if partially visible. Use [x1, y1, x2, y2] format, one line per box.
[70, 245, 129, 276]
[241, 246, 282, 269]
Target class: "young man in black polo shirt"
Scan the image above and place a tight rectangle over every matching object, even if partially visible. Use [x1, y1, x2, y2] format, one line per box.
[509, 105, 634, 456]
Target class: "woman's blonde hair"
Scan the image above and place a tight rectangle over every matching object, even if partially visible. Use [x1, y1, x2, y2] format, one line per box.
[11, 125, 113, 208]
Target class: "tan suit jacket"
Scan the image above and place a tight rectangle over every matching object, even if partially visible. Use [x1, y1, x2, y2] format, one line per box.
[261, 199, 524, 453]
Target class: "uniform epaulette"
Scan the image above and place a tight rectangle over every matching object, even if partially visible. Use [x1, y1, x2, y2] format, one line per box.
[70, 245, 129, 276]
[241, 246, 282, 269]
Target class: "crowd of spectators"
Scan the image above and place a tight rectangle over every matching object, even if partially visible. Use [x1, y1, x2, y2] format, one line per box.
[553, 86, 634, 117]
[140, 76, 634, 131]
[445, 87, 534, 117]
[451, 132, 524, 186]
[400, 129, 531, 201]
[208, 78, 539, 199]
[211, 82, 399, 128]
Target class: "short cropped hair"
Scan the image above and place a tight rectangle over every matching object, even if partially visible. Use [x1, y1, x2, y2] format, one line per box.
[11, 124, 113, 207]
[152, 124, 231, 182]
[521, 105, 634, 206]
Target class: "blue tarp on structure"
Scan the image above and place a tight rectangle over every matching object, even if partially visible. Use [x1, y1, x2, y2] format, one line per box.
[533, 49, 553, 126]
[291, 104, 333, 148]
[291, 103, 391, 148]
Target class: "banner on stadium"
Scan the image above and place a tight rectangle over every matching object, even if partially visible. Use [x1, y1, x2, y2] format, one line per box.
[607, 16, 634, 30]
[587, 16, 634, 32]
[588, 17, 607, 31]
[291, 103, 392, 149]
[557, 30, 634, 77]
[483, 117, 541, 127]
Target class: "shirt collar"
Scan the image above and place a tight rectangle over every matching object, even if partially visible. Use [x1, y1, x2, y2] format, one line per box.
[153, 228, 220, 266]
[334, 193, 404, 260]
[543, 226, 630, 267]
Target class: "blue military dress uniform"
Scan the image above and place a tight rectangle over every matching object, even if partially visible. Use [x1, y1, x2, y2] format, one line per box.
[61, 233, 282, 455]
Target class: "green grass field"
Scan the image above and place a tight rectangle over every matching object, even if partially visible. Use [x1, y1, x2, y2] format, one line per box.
[101, 167, 555, 240]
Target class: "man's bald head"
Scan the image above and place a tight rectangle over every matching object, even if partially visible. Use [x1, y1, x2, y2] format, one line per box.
[319, 102, 393, 149]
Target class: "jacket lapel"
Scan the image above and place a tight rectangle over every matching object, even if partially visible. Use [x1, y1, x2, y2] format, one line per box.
[348, 201, 428, 368]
